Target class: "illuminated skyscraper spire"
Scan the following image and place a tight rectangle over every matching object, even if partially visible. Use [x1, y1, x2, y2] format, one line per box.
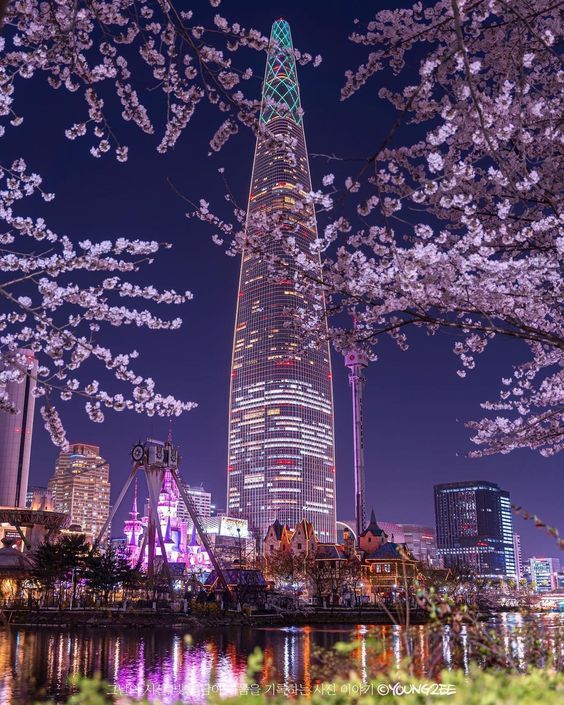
[260, 19, 302, 125]
[227, 20, 337, 542]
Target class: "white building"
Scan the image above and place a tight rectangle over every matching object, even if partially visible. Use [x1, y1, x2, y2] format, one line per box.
[48, 443, 111, 543]
[176, 483, 212, 522]
[529, 557, 556, 593]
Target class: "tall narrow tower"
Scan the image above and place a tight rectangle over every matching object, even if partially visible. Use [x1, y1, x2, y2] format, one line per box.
[344, 350, 368, 541]
[0, 349, 37, 508]
[227, 20, 336, 542]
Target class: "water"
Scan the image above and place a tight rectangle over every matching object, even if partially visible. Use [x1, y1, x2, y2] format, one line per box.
[0, 614, 562, 704]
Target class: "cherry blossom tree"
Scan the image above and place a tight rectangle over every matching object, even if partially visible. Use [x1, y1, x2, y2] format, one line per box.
[0, 157, 198, 446]
[197, 1, 562, 458]
[315, 0, 563, 457]
[2, 0, 561, 460]
[0, 0, 282, 446]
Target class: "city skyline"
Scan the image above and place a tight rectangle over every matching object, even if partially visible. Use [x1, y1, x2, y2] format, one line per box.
[7, 2, 561, 561]
[0, 1, 562, 700]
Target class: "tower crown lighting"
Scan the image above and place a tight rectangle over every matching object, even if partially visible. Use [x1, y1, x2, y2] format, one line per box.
[260, 20, 302, 126]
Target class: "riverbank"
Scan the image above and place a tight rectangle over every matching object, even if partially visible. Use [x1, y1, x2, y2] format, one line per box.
[1, 606, 432, 628]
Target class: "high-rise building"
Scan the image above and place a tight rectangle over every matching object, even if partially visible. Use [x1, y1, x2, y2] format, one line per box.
[529, 557, 556, 593]
[434, 481, 516, 579]
[48, 443, 111, 543]
[176, 483, 212, 522]
[26, 486, 54, 511]
[0, 349, 37, 507]
[398, 524, 439, 567]
[226, 20, 336, 541]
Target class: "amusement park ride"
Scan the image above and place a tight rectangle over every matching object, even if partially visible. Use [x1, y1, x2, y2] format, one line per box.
[92, 438, 230, 596]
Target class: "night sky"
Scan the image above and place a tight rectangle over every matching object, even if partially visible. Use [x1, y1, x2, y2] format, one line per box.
[6, 1, 561, 561]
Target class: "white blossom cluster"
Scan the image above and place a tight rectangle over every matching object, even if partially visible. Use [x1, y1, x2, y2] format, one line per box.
[1, 1, 320, 158]
[0, 159, 195, 446]
[323, 0, 563, 456]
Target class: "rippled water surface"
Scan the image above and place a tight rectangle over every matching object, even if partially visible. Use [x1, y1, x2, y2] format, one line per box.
[1, 613, 562, 704]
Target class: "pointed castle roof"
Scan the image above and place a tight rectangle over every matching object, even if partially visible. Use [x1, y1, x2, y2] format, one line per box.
[164, 515, 173, 543]
[270, 518, 285, 541]
[129, 478, 139, 519]
[294, 517, 315, 538]
[188, 523, 199, 548]
[359, 509, 386, 538]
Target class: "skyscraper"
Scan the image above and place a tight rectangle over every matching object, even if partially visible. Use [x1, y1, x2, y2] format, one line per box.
[398, 524, 439, 567]
[434, 480, 516, 579]
[48, 443, 111, 542]
[0, 349, 37, 507]
[177, 483, 212, 522]
[227, 20, 336, 541]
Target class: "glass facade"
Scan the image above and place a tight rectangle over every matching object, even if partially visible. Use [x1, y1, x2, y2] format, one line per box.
[227, 20, 336, 542]
[434, 481, 516, 579]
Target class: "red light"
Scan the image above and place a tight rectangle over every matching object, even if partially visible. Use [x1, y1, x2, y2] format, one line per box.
[327, 373, 332, 380]
[275, 459, 296, 465]
[238, 291, 244, 298]
[275, 360, 293, 367]
[231, 370, 237, 378]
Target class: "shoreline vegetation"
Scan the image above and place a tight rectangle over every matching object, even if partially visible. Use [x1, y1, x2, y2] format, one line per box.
[1, 606, 430, 628]
[0, 604, 535, 629]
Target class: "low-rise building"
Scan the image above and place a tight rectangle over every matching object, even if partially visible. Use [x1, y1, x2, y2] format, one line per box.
[263, 512, 421, 605]
[530, 557, 557, 593]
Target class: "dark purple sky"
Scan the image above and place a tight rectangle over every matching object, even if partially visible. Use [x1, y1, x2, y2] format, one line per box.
[6, 1, 561, 561]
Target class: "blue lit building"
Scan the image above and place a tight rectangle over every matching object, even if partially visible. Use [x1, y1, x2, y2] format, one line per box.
[434, 481, 516, 579]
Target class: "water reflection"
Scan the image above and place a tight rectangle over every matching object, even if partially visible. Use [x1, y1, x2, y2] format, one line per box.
[0, 615, 561, 704]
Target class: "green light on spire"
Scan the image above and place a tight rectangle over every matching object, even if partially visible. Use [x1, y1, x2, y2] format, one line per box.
[260, 19, 302, 125]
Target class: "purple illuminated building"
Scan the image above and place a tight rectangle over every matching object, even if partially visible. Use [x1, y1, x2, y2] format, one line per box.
[226, 20, 336, 541]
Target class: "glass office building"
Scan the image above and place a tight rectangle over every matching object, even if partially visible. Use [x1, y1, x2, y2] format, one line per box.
[434, 480, 516, 578]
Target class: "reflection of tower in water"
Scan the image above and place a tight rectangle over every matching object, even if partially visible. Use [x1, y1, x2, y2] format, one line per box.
[302, 626, 311, 694]
[354, 625, 368, 683]
[260, 645, 275, 687]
